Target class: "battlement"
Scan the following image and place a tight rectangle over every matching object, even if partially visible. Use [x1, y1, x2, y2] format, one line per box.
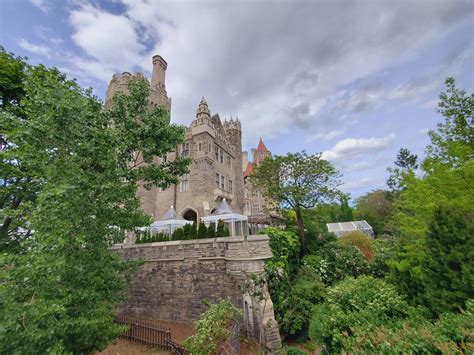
[224, 116, 242, 132]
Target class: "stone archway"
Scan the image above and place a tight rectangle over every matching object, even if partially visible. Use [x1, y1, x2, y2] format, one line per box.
[181, 208, 198, 223]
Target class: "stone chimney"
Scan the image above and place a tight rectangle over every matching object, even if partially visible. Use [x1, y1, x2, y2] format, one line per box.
[151, 55, 167, 90]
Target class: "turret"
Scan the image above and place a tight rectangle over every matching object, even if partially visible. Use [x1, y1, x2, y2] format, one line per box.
[151, 55, 167, 90]
[196, 97, 211, 119]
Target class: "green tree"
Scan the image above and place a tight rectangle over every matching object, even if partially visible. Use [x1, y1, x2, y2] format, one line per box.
[389, 78, 474, 305]
[425, 77, 473, 170]
[338, 231, 374, 261]
[208, 222, 216, 238]
[197, 221, 207, 239]
[353, 189, 394, 235]
[420, 206, 474, 315]
[386, 147, 418, 192]
[309, 276, 419, 353]
[0, 54, 188, 353]
[184, 299, 241, 355]
[251, 151, 342, 253]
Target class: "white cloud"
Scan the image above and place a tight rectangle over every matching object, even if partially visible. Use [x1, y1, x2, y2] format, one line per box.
[305, 129, 345, 143]
[69, 4, 146, 72]
[30, 0, 48, 13]
[341, 177, 385, 192]
[322, 134, 395, 163]
[18, 38, 51, 58]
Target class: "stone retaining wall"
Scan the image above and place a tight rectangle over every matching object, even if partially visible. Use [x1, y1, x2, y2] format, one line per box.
[112, 235, 282, 353]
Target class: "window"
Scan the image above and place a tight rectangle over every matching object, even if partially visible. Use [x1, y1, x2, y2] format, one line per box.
[219, 149, 224, 163]
[215, 145, 219, 160]
[228, 179, 233, 194]
[226, 155, 231, 167]
[220, 175, 225, 190]
[180, 174, 189, 192]
[162, 154, 167, 163]
[251, 191, 258, 198]
[251, 203, 261, 214]
[246, 201, 251, 213]
[182, 143, 190, 157]
[198, 142, 202, 151]
[216, 173, 220, 188]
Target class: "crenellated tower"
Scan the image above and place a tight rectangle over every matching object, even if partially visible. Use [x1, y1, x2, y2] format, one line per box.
[224, 117, 245, 213]
[105, 55, 171, 121]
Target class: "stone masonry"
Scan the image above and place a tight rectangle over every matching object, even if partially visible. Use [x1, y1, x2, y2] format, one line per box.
[112, 235, 282, 353]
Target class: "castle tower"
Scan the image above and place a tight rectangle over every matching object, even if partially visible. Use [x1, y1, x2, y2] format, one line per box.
[252, 138, 271, 166]
[105, 55, 172, 217]
[151, 55, 167, 91]
[196, 97, 211, 119]
[224, 117, 246, 214]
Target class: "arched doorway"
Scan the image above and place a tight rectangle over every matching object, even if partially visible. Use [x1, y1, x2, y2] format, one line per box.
[182, 208, 198, 223]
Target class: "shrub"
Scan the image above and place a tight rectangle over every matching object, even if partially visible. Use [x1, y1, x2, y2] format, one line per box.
[286, 346, 306, 355]
[208, 222, 216, 238]
[183, 299, 241, 354]
[309, 276, 418, 353]
[338, 231, 374, 260]
[366, 237, 396, 278]
[302, 243, 367, 285]
[197, 221, 207, 239]
[341, 300, 474, 353]
[420, 206, 474, 316]
[279, 267, 326, 338]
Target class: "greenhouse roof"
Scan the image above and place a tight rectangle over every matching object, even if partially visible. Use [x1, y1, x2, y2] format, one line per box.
[326, 220, 373, 233]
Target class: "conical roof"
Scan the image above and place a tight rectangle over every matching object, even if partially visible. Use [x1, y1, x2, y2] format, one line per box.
[161, 206, 182, 220]
[212, 198, 233, 215]
[256, 137, 269, 152]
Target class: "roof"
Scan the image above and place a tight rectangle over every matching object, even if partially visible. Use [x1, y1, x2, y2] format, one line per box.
[256, 137, 269, 153]
[212, 198, 234, 215]
[326, 220, 373, 233]
[161, 206, 182, 220]
[243, 162, 254, 178]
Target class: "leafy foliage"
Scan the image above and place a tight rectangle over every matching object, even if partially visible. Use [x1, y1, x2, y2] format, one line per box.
[278, 267, 326, 338]
[302, 242, 367, 286]
[420, 206, 474, 315]
[183, 299, 241, 355]
[251, 151, 342, 252]
[0, 54, 188, 353]
[425, 77, 473, 170]
[338, 231, 374, 261]
[309, 276, 420, 353]
[341, 300, 474, 353]
[353, 189, 394, 236]
[389, 79, 474, 305]
[386, 147, 419, 192]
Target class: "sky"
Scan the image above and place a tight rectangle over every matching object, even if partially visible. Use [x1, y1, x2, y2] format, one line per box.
[1, 0, 473, 200]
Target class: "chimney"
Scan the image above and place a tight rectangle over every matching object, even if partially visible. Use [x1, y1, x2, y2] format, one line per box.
[151, 55, 167, 90]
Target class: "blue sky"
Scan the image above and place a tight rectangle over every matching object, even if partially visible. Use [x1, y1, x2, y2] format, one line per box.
[1, 0, 473, 200]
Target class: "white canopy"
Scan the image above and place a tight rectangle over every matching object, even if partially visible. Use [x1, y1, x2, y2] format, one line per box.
[201, 199, 248, 237]
[149, 206, 192, 234]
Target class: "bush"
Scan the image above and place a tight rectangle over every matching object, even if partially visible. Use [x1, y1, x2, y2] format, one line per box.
[420, 206, 474, 316]
[183, 299, 241, 354]
[302, 242, 367, 285]
[366, 237, 396, 278]
[309, 276, 419, 353]
[197, 221, 207, 239]
[341, 300, 474, 353]
[286, 346, 307, 355]
[338, 231, 374, 260]
[279, 267, 326, 338]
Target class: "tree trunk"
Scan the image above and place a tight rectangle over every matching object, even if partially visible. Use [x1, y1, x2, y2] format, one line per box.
[294, 206, 306, 255]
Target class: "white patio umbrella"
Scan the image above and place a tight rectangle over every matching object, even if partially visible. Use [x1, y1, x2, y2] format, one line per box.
[201, 199, 248, 238]
[149, 206, 192, 235]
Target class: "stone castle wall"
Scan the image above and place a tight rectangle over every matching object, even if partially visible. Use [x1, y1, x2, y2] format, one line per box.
[112, 235, 282, 353]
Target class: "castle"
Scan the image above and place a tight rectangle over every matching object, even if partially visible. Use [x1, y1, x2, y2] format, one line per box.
[105, 55, 281, 229]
